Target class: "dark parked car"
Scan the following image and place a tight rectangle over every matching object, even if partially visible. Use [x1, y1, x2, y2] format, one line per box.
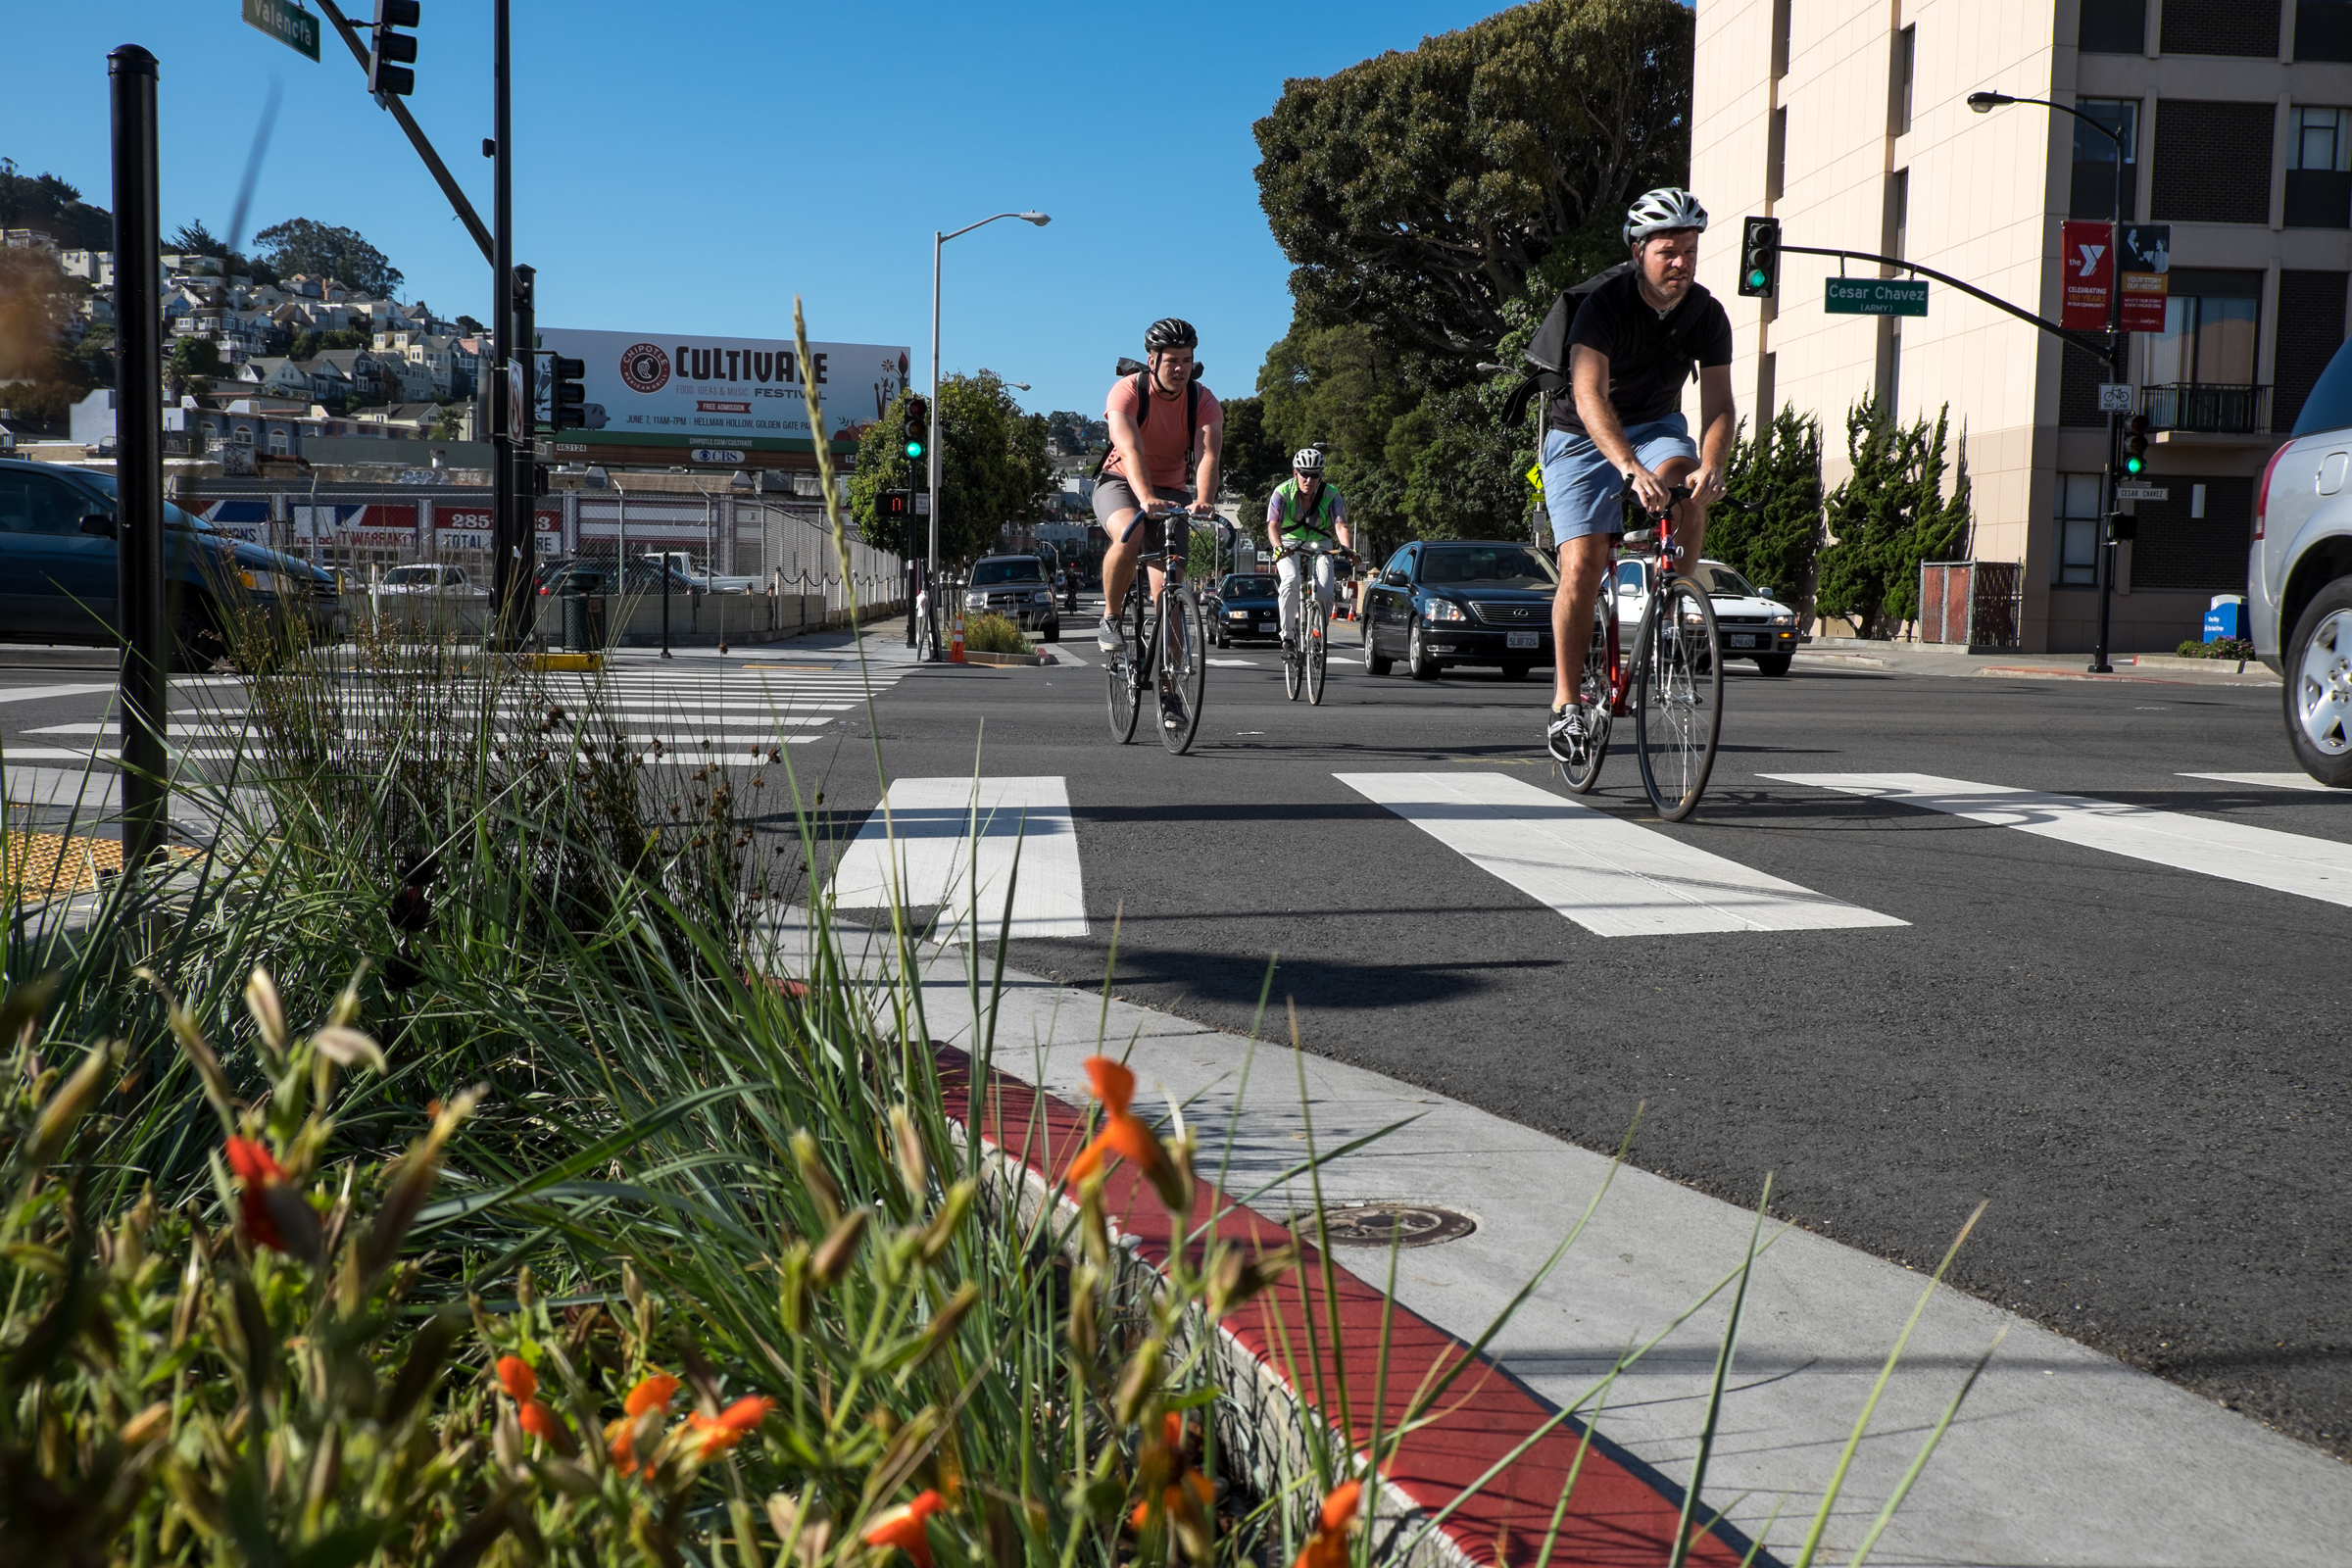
[1361, 539, 1556, 679]
[1210, 572, 1280, 646]
[538, 559, 701, 597]
[962, 555, 1060, 641]
[0, 458, 335, 666]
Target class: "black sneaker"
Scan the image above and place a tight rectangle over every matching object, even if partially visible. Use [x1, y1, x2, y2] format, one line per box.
[1545, 703, 1586, 763]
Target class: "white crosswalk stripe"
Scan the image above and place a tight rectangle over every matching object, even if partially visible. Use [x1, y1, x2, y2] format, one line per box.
[2176, 771, 2343, 794]
[1336, 771, 1906, 936]
[1765, 771, 2352, 908]
[828, 776, 1088, 940]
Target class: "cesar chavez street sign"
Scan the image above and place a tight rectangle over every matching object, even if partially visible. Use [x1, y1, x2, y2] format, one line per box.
[1825, 277, 1929, 317]
[241, 0, 320, 62]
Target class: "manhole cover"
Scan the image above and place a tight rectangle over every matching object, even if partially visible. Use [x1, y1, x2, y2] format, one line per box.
[1298, 1203, 1477, 1249]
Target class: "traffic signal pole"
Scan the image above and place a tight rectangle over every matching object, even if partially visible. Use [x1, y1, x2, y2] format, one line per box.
[488, 0, 515, 650]
[2091, 115, 2129, 674]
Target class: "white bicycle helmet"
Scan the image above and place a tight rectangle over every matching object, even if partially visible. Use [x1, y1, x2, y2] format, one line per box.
[1622, 187, 1710, 246]
[1291, 448, 1325, 473]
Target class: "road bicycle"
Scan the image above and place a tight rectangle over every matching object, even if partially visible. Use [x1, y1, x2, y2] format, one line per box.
[1555, 476, 1770, 820]
[1104, 509, 1207, 754]
[1275, 546, 1354, 706]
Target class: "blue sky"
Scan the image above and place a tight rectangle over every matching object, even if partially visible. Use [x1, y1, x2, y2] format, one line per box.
[5, 1, 1508, 417]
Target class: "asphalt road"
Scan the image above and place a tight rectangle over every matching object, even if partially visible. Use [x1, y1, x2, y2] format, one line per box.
[7, 632, 2346, 1458]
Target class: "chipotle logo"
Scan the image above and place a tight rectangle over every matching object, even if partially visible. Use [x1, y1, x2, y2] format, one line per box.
[618, 342, 669, 394]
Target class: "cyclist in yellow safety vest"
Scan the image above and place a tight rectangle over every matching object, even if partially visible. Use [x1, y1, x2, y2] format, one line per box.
[1266, 448, 1352, 651]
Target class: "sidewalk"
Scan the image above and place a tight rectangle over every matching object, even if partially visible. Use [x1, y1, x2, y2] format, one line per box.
[772, 911, 2351, 1568]
[1797, 641, 2280, 685]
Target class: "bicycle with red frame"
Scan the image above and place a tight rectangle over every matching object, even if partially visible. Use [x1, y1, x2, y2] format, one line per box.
[1556, 474, 1771, 820]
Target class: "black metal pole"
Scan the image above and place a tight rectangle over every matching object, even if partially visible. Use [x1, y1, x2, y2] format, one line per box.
[509, 263, 536, 649]
[2091, 115, 2128, 674]
[111, 45, 167, 873]
[488, 0, 513, 650]
[662, 543, 672, 658]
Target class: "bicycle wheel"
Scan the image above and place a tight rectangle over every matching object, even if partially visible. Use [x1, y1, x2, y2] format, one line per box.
[1559, 601, 1613, 794]
[1305, 597, 1329, 705]
[1157, 583, 1207, 755]
[1632, 574, 1723, 820]
[1282, 600, 1303, 701]
[1104, 583, 1144, 744]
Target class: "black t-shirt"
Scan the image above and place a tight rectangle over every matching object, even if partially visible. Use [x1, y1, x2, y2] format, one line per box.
[1546, 271, 1735, 434]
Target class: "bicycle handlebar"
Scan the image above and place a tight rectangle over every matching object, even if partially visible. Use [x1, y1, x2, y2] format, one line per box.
[1612, 474, 1775, 519]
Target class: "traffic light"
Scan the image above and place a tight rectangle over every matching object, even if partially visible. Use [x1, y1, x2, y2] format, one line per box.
[549, 356, 587, 429]
[368, 0, 420, 99]
[902, 395, 928, 461]
[2122, 414, 2149, 476]
[1738, 215, 1781, 299]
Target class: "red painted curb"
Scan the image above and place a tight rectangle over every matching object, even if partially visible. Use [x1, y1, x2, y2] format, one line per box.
[936, 1048, 1748, 1568]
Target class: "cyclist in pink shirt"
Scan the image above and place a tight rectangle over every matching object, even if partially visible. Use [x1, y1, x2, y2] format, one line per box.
[1095, 318, 1224, 654]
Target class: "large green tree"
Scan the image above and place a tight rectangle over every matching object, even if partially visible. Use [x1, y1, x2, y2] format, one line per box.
[849, 372, 1053, 562]
[0, 162, 112, 250]
[251, 219, 402, 297]
[1252, 0, 1693, 374]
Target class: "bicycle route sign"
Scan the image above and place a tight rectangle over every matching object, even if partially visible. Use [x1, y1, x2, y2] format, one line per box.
[1825, 277, 1929, 317]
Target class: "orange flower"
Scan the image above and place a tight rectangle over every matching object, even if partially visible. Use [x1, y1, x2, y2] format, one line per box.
[625, 1372, 680, 1417]
[223, 1137, 288, 1250]
[686, 1394, 776, 1456]
[1067, 1056, 1171, 1186]
[518, 1399, 564, 1444]
[1129, 1413, 1215, 1531]
[862, 1490, 947, 1568]
[1292, 1481, 1362, 1568]
[496, 1355, 537, 1404]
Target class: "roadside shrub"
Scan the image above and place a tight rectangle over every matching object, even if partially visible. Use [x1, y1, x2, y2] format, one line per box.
[963, 612, 1033, 656]
[2176, 636, 2254, 660]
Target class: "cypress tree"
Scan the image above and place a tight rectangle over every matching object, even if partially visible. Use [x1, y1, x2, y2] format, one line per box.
[1715, 403, 1826, 614]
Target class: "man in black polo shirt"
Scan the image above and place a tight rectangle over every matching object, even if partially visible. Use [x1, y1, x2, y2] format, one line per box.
[1543, 187, 1739, 761]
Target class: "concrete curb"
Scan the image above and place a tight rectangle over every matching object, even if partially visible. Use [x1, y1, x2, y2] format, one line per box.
[956, 649, 1049, 667]
[930, 1043, 1749, 1568]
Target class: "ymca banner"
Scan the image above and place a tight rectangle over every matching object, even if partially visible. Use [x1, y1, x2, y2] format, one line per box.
[2118, 223, 2171, 333]
[2060, 220, 2114, 331]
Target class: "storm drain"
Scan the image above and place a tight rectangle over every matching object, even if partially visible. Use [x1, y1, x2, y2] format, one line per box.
[1295, 1203, 1477, 1249]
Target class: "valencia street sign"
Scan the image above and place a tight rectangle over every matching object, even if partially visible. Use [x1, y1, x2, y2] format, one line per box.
[1825, 277, 1929, 317]
[241, 0, 320, 63]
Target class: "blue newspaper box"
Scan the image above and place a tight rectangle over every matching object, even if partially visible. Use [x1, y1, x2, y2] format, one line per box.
[2204, 595, 2247, 642]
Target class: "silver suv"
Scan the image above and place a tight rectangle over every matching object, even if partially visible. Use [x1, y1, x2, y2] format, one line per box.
[2254, 342, 2352, 786]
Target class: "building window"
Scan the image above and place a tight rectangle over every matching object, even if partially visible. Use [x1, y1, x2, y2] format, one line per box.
[2068, 100, 2140, 220]
[1767, 106, 1788, 202]
[2286, 107, 2352, 227]
[2146, 270, 2266, 430]
[1889, 25, 1916, 136]
[1771, 0, 1791, 78]
[2056, 473, 2103, 586]
[2150, 101, 2277, 223]
[2301, 1, 2352, 62]
[2160, 0, 2281, 55]
[233, 426, 254, 445]
[269, 429, 289, 456]
[2274, 271, 2350, 430]
[2132, 476, 2254, 589]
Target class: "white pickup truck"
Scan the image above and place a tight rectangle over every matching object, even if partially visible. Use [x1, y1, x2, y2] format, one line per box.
[639, 552, 756, 594]
[375, 564, 485, 598]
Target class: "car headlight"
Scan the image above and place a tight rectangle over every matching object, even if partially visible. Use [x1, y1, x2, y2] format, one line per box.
[1227, 610, 1249, 619]
[965, 592, 986, 607]
[1423, 599, 1467, 622]
[1681, 609, 1708, 627]
[1770, 612, 1794, 625]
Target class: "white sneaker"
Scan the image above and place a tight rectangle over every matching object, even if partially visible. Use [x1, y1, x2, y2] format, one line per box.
[1097, 617, 1125, 654]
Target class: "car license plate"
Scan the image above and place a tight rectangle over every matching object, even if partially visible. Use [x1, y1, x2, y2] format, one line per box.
[1506, 630, 1539, 649]
[1729, 633, 1757, 648]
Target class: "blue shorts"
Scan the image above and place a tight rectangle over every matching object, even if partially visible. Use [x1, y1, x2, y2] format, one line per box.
[1540, 416, 1699, 547]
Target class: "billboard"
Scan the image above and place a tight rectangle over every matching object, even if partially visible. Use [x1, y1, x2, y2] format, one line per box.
[534, 327, 910, 449]
[433, 503, 562, 555]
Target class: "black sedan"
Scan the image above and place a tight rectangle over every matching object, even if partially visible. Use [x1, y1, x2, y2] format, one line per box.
[1361, 539, 1555, 679]
[1209, 572, 1281, 647]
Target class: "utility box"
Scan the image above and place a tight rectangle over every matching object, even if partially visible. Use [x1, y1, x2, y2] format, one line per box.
[2204, 595, 2247, 642]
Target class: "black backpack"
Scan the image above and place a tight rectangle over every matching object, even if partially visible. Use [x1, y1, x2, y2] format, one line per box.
[1497, 266, 1709, 428]
[1095, 359, 1204, 480]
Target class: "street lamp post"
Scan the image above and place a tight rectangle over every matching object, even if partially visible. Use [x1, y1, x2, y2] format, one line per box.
[929, 211, 1050, 660]
[1969, 90, 2129, 671]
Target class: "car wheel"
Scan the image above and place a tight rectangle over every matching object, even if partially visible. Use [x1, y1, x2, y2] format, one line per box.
[1754, 654, 1792, 677]
[1408, 620, 1440, 680]
[2284, 578, 2352, 787]
[1363, 623, 1392, 676]
[1216, 629, 1230, 649]
[172, 602, 228, 673]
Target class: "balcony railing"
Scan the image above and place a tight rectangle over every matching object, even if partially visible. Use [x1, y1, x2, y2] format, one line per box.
[2141, 382, 2270, 435]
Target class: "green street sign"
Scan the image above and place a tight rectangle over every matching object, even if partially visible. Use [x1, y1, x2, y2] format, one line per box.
[1825, 277, 1929, 317]
[242, 0, 320, 63]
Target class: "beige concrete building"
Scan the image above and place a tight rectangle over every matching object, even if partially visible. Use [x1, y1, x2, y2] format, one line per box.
[1690, 0, 2352, 651]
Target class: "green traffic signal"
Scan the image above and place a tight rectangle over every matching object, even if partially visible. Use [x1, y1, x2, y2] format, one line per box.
[905, 438, 924, 460]
[1745, 268, 1769, 290]
[2124, 454, 2144, 474]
